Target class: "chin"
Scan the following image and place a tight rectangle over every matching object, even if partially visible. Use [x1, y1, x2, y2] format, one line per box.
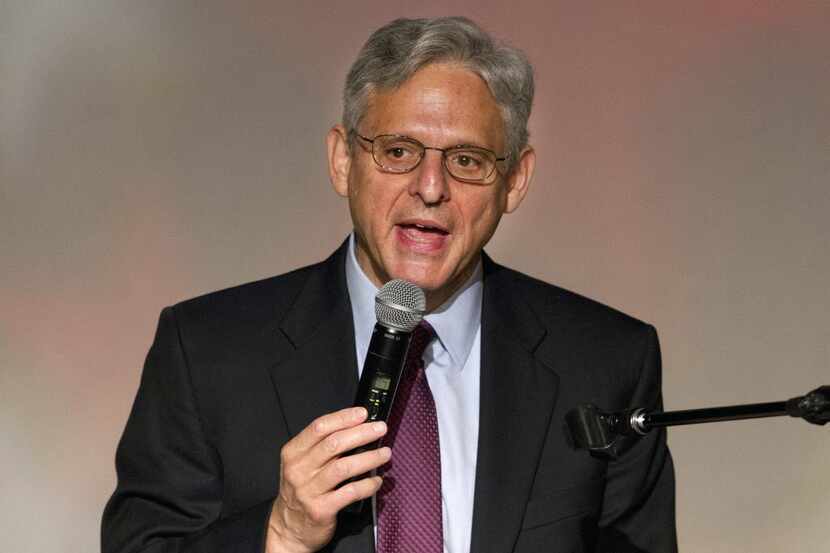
[388, 264, 448, 292]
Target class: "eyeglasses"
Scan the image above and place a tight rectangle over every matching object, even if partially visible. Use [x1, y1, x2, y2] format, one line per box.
[356, 133, 507, 184]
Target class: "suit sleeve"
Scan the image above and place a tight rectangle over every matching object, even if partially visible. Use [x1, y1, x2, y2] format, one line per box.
[597, 325, 678, 553]
[102, 306, 274, 553]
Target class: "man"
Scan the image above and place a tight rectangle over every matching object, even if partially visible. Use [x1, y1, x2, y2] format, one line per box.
[103, 16, 676, 553]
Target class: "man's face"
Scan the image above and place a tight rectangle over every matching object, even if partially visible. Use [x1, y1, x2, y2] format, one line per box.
[328, 62, 533, 309]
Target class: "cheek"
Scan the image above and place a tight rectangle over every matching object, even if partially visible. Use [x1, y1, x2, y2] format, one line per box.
[349, 172, 399, 236]
[459, 191, 506, 241]
[348, 166, 377, 223]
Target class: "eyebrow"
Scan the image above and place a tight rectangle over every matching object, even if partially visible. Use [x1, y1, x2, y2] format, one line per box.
[448, 143, 494, 151]
[382, 133, 497, 153]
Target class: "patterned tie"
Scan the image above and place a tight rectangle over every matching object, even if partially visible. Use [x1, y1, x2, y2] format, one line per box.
[376, 320, 443, 553]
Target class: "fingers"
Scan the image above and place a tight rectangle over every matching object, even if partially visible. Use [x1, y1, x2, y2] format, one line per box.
[311, 446, 392, 496]
[292, 448, 390, 523]
[326, 475, 384, 514]
[284, 406, 368, 461]
[303, 419, 388, 471]
[280, 407, 389, 494]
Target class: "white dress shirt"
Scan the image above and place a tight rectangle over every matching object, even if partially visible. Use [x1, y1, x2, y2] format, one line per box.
[345, 234, 481, 553]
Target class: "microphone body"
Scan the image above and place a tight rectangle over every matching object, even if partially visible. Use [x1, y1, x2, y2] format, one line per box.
[343, 279, 425, 513]
[354, 323, 413, 424]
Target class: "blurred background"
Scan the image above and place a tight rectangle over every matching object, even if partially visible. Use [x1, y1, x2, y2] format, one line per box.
[1, 1, 828, 551]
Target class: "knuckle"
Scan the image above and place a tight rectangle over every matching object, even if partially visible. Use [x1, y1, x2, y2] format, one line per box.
[279, 443, 293, 462]
[333, 457, 351, 478]
[339, 482, 357, 500]
[312, 418, 328, 436]
[305, 503, 329, 524]
[282, 465, 301, 485]
[293, 488, 312, 509]
[322, 434, 339, 454]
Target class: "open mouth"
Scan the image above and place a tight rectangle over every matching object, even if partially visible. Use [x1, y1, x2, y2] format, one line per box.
[396, 221, 450, 252]
[397, 222, 449, 236]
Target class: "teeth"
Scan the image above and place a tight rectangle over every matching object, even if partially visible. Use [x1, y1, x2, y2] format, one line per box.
[402, 222, 446, 233]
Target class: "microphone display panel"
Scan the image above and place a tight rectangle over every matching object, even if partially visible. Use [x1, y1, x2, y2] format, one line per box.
[355, 325, 412, 422]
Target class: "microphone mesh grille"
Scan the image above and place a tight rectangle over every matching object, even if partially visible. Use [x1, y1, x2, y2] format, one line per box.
[375, 279, 426, 332]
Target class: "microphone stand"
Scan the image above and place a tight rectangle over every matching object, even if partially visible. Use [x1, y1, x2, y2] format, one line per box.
[566, 385, 829, 457]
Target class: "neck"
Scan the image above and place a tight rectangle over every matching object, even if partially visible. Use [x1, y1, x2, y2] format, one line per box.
[422, 259, 478, 313]
[352, 237, 479, 314]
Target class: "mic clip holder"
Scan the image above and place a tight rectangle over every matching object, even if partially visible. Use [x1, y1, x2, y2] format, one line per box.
[566, 385, 829, 458]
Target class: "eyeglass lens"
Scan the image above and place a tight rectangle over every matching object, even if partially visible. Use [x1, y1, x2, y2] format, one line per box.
[371, 135, 497, 182]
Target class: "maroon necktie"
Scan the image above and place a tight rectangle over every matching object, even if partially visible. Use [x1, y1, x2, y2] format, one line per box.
[376, 321, 443, 553]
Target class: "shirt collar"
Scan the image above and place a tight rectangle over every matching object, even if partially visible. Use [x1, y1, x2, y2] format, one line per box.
[345, 233, 482, 372]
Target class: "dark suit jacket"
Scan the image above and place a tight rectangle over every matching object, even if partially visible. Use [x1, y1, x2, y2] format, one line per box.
[102, 241, 676, 553]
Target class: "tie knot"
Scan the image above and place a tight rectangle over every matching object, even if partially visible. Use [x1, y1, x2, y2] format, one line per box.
[407, 320, 435, 362]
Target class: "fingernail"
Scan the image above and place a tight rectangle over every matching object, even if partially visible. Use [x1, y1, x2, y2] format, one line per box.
[372, 421, 387, 434]
[379, 447, 391, 460]
[354, 407, 367, 420]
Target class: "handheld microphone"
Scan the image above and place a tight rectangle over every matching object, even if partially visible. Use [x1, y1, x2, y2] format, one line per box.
[344, 279, 425, 513]
[353, 278, 426, 424]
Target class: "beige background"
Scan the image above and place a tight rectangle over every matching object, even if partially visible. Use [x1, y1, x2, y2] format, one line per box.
[2, 2, 828, 552]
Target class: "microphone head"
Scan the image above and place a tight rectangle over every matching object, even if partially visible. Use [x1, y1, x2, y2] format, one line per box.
[375, 279, 426, 332]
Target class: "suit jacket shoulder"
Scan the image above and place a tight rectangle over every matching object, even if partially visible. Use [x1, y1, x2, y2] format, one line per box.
[482, 256, 657, 393]
[170, 259, 319, 348]
[169, 241, 352, 365]
[486, 257, 651, 335]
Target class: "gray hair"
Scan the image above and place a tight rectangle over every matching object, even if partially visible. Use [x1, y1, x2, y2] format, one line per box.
[343, 17, 534, 171]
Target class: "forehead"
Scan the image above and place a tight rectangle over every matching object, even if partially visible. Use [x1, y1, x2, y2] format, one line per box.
[362, 63, 505, 151]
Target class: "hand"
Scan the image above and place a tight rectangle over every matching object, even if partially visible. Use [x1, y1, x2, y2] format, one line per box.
[266, 406, 391, 553]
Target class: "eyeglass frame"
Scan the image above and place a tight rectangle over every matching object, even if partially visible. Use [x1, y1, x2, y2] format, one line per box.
[354, 132, 508, 184]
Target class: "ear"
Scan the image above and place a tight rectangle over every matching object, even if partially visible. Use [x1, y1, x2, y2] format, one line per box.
[326, 124, 351, 198]
[504, 145, 536, 214]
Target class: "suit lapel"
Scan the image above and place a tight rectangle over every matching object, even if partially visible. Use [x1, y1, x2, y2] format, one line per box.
[269, 242, 358, 435]
[266, 241, 375, 552]
[469, 256, 560, 553]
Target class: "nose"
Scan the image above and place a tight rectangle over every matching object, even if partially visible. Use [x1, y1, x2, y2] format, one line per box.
[408, 149, 450, 205]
